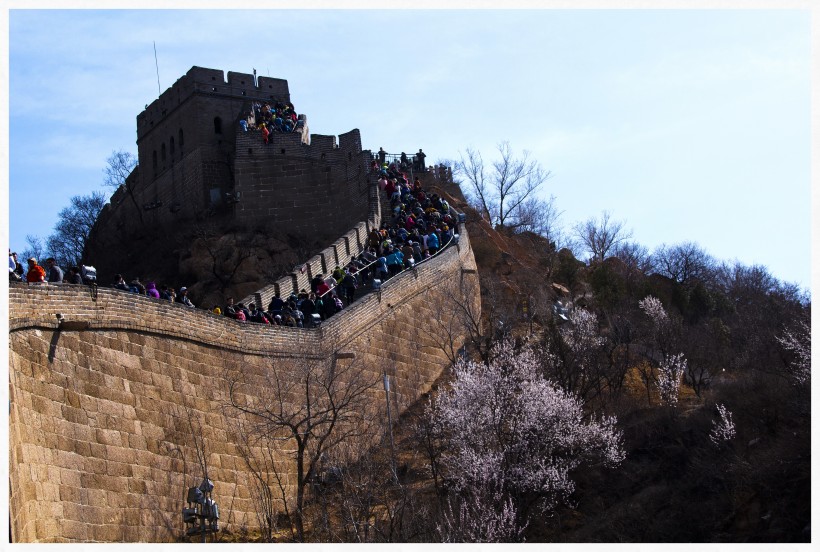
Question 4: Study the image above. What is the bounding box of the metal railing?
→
[318,226,458,302]
[372,151,428,175]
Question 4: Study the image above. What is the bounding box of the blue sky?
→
[4,6,814,291]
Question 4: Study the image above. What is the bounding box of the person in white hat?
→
[176,286,195,308]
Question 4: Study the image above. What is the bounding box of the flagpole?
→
[154,41,161,96]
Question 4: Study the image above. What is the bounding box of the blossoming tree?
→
[431,339,625,541]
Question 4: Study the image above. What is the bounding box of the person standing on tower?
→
[416,148,426,172]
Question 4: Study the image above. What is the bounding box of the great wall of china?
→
[7,67,480,542]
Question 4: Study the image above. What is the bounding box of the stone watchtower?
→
[135,66,293,221]
[88,66,372,268]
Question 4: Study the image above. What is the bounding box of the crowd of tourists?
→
[239,100,303,143]
[9,252,85,285]
[217,283,346,328]
[111,274,199,308]
[213,162,458,327]
[373,147,427,174]
[10,158,459,331]
[9,251,201,311]
[371,162,458,268]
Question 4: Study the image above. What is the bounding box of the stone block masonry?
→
[24,64,478,542]
[92,66,371,247]
[241,163,382,308]
[8,224,479,542]
[232,129,371,237]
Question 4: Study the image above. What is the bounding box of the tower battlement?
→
[137,66,290,141]
[89,66,371,262]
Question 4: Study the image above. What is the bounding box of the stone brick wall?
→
[239,159,381,308]
[231,128,370,236]
[93,66,368,244]
[8,225,479,543]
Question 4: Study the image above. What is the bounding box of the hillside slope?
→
[393,178,810,543]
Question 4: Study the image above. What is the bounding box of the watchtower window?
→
[178,128,184,147]
[161,143,166,163]
[214,117,222,135]
[169,137,175,155]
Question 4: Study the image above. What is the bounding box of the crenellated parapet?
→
[137,67,290,142]
[235,127,365,167]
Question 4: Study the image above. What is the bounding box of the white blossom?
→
[656,353,687,407]
[776,319,811,386]
[561,308,606,352]
[432,338,625,530]
[437,481,524,543]
[639,295,669,327]
[709,403,736,447]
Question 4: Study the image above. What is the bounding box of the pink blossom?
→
[431,338,625,533]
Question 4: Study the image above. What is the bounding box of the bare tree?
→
[613,241,653,274]
[232,417,281,541]
[103,149,143,225]
[513,195,563,239]
[680,317,730,398]
[421,273,498,363]
[455,142,552,231]
[103,150,138,189]
[310,437,434,543]
[573,210,633,263]
[227,348,379,541]
[46,191,108,267]
[412,396,446,495]
[420,275,487,365]
[599,311,638,407]
[20,234,46,265]
[21,193,107,270]
[652,241,716,286]
[711,260,805,378]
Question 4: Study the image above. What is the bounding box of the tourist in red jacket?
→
[25,258,46,283]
